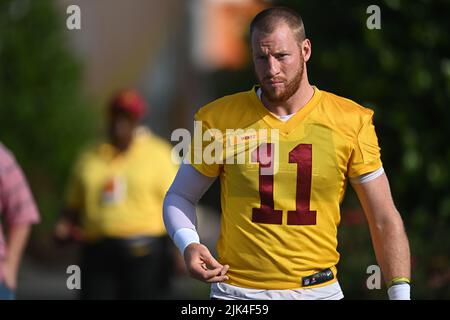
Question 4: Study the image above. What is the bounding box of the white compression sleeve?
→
[163,162,217,253]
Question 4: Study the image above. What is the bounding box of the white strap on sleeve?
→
[350,166,384,184]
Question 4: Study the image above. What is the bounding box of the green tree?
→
[0,0,96,237]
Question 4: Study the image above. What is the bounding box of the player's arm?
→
[350,169,411,300]
[3,224,32,290]
[54,159,84,244]
[163,162,229,283]
[54,208,83,243]
[0,148,40,290]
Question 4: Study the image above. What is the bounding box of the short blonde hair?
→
[250,7,306,45]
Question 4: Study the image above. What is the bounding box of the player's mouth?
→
[266,79,285,88]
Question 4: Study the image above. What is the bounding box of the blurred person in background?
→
[163,7,411,300]
[0,143,40,300]
[54,89,178,299]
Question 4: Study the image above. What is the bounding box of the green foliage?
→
[211,0,450,299]
[0,0,96,231]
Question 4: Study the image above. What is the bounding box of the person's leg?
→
[119,237,170,300]
[0,281,15,300]
[80,241,118,300]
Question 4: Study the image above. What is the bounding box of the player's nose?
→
[266,56,280,76]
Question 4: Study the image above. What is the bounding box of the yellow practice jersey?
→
[190,86,382,290]
[66,127,178,241]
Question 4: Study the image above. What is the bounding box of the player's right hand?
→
[53,218,83,244]
[184,243,229,283]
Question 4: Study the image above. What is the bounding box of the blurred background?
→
[0,0,449,299]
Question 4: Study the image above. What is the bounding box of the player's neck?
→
[108,136,132,154]
[262,80,314,117]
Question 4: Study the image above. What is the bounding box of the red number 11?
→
[251,143,317,226]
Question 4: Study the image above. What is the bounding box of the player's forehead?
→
[251,23,297,54]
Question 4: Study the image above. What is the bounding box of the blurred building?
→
[58,0,267,136]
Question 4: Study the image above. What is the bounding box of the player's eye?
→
[275,54,288,60]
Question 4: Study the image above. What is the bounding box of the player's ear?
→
[302,39,312,62]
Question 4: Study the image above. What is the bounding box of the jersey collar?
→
[249,85,322,136]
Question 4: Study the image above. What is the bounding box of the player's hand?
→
[184,243,229,283]
[53,218,83,244]
[54,218,71,240]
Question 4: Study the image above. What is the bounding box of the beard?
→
[258,56,304,103]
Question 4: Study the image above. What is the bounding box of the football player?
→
[164,7,411,300]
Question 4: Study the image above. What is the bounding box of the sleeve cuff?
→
[348,159,383,178]
[173,228,200,255]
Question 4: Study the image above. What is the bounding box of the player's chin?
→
[264,89,286,102]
